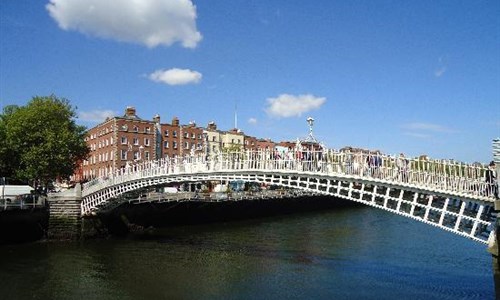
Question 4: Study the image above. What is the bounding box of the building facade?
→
[79,107,207,181]
[80,107,157,180]
[77,107,327,182]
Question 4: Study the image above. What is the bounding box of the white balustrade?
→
[80,149,498,223]
[82,149,497,201]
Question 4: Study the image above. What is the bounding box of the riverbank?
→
[0,207,49,244]
[0,195,359,243]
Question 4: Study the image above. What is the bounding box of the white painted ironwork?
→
[81,149,498,244]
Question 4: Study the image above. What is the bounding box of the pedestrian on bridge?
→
[486,161,498,199]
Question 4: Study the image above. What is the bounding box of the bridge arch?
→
[81,150,497,244]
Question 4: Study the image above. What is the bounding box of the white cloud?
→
[402,122,455,133]
[434,66,446,77]
[149,68,202,85]
[434,56,447,77]
[265,94,326,118]
[46,0,202,48]
[403,132,431,139]
[248,118,257,125]
[79,109,116,122]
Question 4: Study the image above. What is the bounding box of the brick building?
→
[77,106,323,182]
[159,117,205,158]
[78,107,208,181]
[245,136,275,151]
[80,107,156,180]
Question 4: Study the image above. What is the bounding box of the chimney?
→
[172,116,180,126]
[208,121,217,130]
[125,106,136,117]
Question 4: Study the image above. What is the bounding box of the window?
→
[173,141,177,149]
[121,137,127,144]
[133,126,139,132]
[197,143,202,149]
[133,151,139,160]
[231,139,234,144]
[184,142,189,149]
[212,136,216,142]
[164,141,169,148]
[133,137,139,145]
[198,134,202,140]
[121,150,127,160]
[173,131,177,137]
[145,127,150,133]
[144,138,150,146]
[121,124,128,131]
[184,132,189,138]
[145,151,150,160]
[191,133,195,139]
[164,129,169,137]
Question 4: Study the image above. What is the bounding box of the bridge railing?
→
[82,149,497,201]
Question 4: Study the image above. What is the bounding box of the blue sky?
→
[1,0,499,163]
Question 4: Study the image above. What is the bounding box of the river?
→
[0,205,494,299]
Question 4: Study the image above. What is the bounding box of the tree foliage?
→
[0,96,89,185]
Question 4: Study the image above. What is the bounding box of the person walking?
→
[486,161,498,199]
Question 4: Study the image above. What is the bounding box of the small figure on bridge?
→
[397,153,409,182]
[486,161,498,199]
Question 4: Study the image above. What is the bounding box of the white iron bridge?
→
[82,149,498,244]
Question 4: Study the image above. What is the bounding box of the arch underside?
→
[82,170,495,244]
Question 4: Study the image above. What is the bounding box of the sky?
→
[1,0,499,163]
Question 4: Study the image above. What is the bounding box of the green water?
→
[0,206,494,299]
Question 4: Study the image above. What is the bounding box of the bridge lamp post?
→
[307,117,314,140]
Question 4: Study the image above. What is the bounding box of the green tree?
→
[0,105,20,178]
[1,96,89,187]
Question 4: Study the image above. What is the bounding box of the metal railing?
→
[0,194,47,211]
[82,149,497,201]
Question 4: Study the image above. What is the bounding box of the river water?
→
[0,205,494,299]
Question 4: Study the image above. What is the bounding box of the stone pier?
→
[47,184,82,240]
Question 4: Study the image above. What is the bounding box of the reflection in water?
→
[0,207,494,299]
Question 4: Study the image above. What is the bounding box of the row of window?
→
[163,130,203,140]
[120,150,150,160]
[87,126,113,140]
[84,151,114,165]
[120,124,152,133]
[90,137,115,150]
[120,137,151,146]
[163,141,202,150]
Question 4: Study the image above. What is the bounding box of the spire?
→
[234,102,238,129]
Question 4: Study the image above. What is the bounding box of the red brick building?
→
[78,107,207,181]
[80,107,156,180]
[159,117,205,158]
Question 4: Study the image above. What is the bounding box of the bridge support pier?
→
[47,184,82,240]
